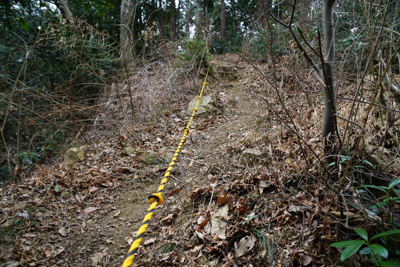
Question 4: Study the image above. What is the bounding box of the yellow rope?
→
[122,66,211,267]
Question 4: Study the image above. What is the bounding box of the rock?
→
[186,95,215,116]
[212,60,242,81]
[142,150,158,165]
[241,148,263,164]
[60,191,69,199]
[183,200,193,212]
[165,152,175,163]
[159,147,175,163]
[285,158,294,166]
[121,146,135,156]
[65,146,85,162]
[188,234,200,246]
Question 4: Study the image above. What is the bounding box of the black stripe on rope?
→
[126,248,138,258]
[148,194,161,203]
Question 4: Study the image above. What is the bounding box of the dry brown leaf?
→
[161,214,174,223]
[125,237,133,244]
[113,210,121,218]
[143,237,156,245]
[237,235,256,257]
[168,188,182,197]
[89,186,98,193]
[83,207,98,213]
[91,252,103,266]
[198,217,210,229]
[300,253,312,266]
[58,227,67,236]
[217,192,228,204]
[190,245,203,253]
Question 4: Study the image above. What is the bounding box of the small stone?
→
[241,148,263,164]
[142,150,158,165]
[163,152,174,163]
[183,200,193,212]
[186,95,215,116]
[121,146,135,156]
[65,146,85,162]
[188,234,200,246]
[60,191,69,199]
[285,158,294,166]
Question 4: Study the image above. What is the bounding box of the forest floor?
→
[1,53,395,267]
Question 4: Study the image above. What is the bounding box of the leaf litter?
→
[1,54,399,266]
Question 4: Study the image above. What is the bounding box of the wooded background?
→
[1,0,399,180]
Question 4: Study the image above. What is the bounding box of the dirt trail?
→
[75,56,268,266]
[0,55,279,267]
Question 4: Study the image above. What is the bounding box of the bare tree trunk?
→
[120,0,136,67]
[195,0,203,36]
[159,0,164,38]
[231,0,237,32]
[59,0,75,24]
[170,0,177,41]
[322,0,337,152]
[185,4,190,37]
[205,6,209,32]
[258,0,266,27]
[220,0,226,38]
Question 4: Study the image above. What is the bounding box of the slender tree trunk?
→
[205,6,209,32]
[170,0,177,41]
[158,0,164,38]
[258,0,265,27]
[231,0,237,32]
[178,0,182,38]
[120,0,136,67]
[220,0,226,38]
[185,1,190,37]
[322,0,337,152]
[59,0,75,24]
[195,0,203,36]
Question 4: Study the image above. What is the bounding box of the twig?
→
[335,115,367,134]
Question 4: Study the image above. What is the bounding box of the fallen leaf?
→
[217,192,229,204]
[190,245,203,253]
[23,233,36,238]
[300,253,312,266]
[168,188,182,197]
[211,205,229,235]
[89,186,98,193]
[45,250,52,258]
[161,214,174,223]
[83,207,98,213]
[79,207,99,219]
[125,237,133,244]
[143,237,156,245]
[113,210,121,218]
[91,252,103,266]
[13,202,26,210]
[58,227,67,236]
[198,217,210,229]
[237,235,256,257]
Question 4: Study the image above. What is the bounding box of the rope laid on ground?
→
[121,65,211,267]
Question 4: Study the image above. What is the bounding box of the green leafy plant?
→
[163,243,176,253]
[357,178,400,223]
[331,228,400,266]
[242,214,258,225]
[254,229,274,262]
